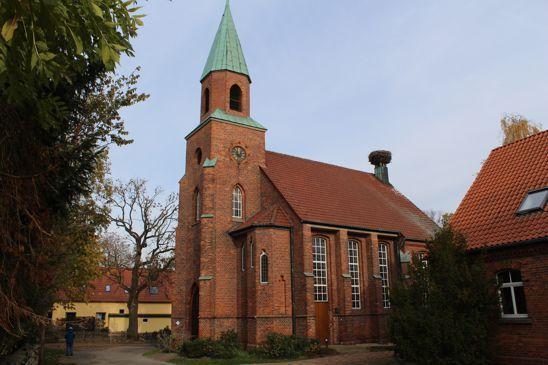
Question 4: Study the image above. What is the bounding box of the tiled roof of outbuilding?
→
[261,151,437,241]
[451,130,548,250]
[231,204,292,234]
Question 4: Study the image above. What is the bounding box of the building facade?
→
[172,2,437,345]
[452,131,548,365]
[52,269,172,333]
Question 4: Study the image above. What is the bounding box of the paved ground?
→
[51,343,397,365]
[56,344,168,365]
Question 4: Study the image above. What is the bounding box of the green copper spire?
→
[201,0,250,82]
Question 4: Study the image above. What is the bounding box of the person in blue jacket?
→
[65,327,75,356]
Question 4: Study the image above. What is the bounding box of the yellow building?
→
[52,270,172,333]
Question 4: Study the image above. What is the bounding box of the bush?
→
[180,330,239,359]
[252,333,318,359]
[157,332,183,353]
[389,226,499,365]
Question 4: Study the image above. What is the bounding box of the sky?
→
[112,0,548,214]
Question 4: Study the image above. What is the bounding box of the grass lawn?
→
[165,350,302,365]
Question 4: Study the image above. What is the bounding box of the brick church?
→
[172,1,437,345]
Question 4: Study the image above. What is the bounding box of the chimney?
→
[368,150,392,185]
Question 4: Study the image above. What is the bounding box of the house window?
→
[96,312,106,321]
[149,286,159,295]
[203,88,210,114]
[241,244,246,272]
[517,188,547,214]
[119,309,125,314]
[66,312,76,320]
[230,84,242,111]
[347,240,361,309]
[195,189,201,222]
[143,318,149,323]
[249,239,254,268]
[260,252,269,284]
[105,285,111,292]
[378,243,390,308]
[232,186,243,219]
[313,236,328,302]
[497,270,528,318]
[418,251,428,267]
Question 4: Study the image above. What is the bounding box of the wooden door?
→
[315,302,329,344]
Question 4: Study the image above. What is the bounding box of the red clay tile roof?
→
[451,131,548,250]
[59,269,173,303]
[262,151,437,241]
[231,204,291,234]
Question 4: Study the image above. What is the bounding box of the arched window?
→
[497,269,528,318]
[347,240,361,309]
[232,186,243,219]
[312,236,328,302]
[241,243,246,272]
[194,189,201,222]
[229,84,242,111]
[203,88,210,114]
[195,148,203,165]
[260,251,268,283]
[249,239,254,268]
[378,243,390,308]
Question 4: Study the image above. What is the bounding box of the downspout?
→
[395,233,406,279]
[289,227,297,336]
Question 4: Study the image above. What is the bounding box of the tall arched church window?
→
[229,84,242,111]
[347,240,361,309]
[260,252,269,283]
[312,236,328,302]
[249,239,254,268]
[195,148,202,165]
[378,243,390,308]
[232,186,243,219]
[194,189,201,222]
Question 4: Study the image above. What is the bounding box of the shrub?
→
[389,226,499,365]
[252,333,317,359]
[157,333,183,353]
[180,330,239,359]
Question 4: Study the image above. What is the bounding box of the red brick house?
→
[451,131,548,365]
[172,2,437,345]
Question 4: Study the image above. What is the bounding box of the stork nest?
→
[368,150,392,166]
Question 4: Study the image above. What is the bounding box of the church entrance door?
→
[190,284,199,338]
[315,302,329,344]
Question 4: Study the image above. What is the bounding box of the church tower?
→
[172,0,269,340]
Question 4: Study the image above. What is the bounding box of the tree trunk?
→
[127,295,139,340]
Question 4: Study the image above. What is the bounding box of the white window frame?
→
[249,239,254,268]
[260,252,269,284]
[232,186,243,219]
[105,285,111,292]
[313,236,328,302]
[498,270,528,319]
[347,240,361,309]
[378,243,390,309]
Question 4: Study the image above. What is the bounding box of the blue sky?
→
[112,0,548,214]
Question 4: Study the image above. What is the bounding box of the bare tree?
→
[501,114,542,145]
[424,210,453,228]
[101,179,177,339]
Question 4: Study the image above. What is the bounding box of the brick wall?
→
[478,242,548,365]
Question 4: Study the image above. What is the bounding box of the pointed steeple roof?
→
[201,1,250,82]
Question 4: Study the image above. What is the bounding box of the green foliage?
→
[0,0,147,356]
[389,226,499,365]
[180,331,240,359]
[251,333,320,359]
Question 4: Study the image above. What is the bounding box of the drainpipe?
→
[394,233,406,279]
[289,227,297,336]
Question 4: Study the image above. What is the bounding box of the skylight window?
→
[517,188,548,214]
